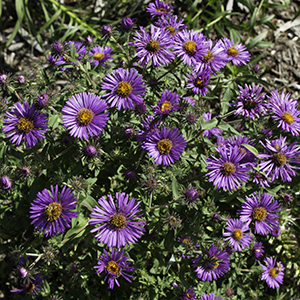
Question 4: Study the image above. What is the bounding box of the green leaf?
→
[201,118,218,130]
[249,7,258,29]
[81,195,98,211]
[172,176,179,200]
[241,143,258,157]
[246,30,268,49]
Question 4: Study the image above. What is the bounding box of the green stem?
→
[157,61,182,82]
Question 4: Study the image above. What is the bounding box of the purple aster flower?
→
[52,42,64,54]
[202,112,223,138]
[143,127,186,166]
[187,64,211,96]
[62,92,109,139]
[89,192,146,248]
[11,273,43,296]
[181,287,197,300]
[146,0,173,17]
[94,248,134,289]
[266,89,300,136]
[89,46,113,67]
[36,93,49,108]
[174,30,209,65]
[252,169,272,188]
[185,188,199,203]
[101,24,112,37]
[155,15,187,38]
[0,175,12,190]
[206,146,251,191]
[197,39,228,73]
[121,17,135,32]
[131,25,175,68]
[223,218,252,251]
[253,64,261,73]
[258,135,300,182]
[84,145,98,157]
[153,89,182,115]
[102,68,146,110]
[17,75,25,84]
[2,102,48,148]
[238,192,280,235]
[261,256,284,289]
[200,293,224,300]
[30,185,78,237]
[222,38,250,66]
[271,226,281,237]
[193,244,230,282]
[0,72,8,84]
[233,83,266,120]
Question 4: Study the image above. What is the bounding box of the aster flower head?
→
[222,38,250,66]
[121,17,135,32]
[89,192,146,248]
[202,112,223,138]
[89,45,113,67]
[102,68,146,110]
[258,135,300,182]
[62,92,109,139]
[233,83,266,120]
[174,30,209,66]
[30,185,78,237]
[193,243,230,282]
[153,89,182,115]
[266,89,300,136]
[0,175,12,190]
[36,93,49,108]
[200,293,224,300]
[101,24,112,37]
[155,15,187,38]
[17,75,25,84]
[206,145,251,191]
[197,38,228,73]
[238,192,280,235]
[146,0,173,17]
[187,64,211,96]
[223,218,252,251]
[94,248,134,289]
[131,25,175,68]
[11,273,43,296]
[2,102,48,148]
[181,287,197,300]
[143,127,186,166]
[261,256,284,289]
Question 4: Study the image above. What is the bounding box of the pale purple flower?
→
[155,15,187,38]
[222,38,250,66]
[261,257,284,289]
[146,0,173,17]
[89,46,113,67]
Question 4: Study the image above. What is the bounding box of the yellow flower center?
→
[105,261,121,275]
[94,52,105,61]
[116,81,133,97]
[227,46,239,57]
[239,147,247,158]
[76,108,94,126]
[160,101,172,112]
[44,202,62,221]
[252,207,267,221]
[156,8,168,14]
[243,99,256,110]
[183,40,196,56]
[186,293,191,298]
[273,152,287,166]
[221,162,236,175]
[166,25,176,35]
[232,229,243,241]
[157,139,173,154]
[145,40,161,53]
[281,112,294,125]
[203,50,214,62]
[182,238,191,244]
[109,213,127,230]
[193,77,203,88]
[25,283,36,292]
[17,118,34,133]
[269,267,279,278]
[210,256,219,269]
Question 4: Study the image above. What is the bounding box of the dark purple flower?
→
[202,112,223,138]
[0,175,12,190]
[222,38,250,66]
[62,92,109,139]
[187,65,211,96]
[261,256,284,289]
[136,102,147,114]
[131,25,175,68]
[193,244,230,282]
[101,24,112,37]
[266,89,300,136]
[143,127,186,166]
[238,192,281,235]
[89,192,146,248]
[225,288,233,297]
[181,287,197,300]
[233,83,266,120]
[200,293,224,300]
[52,42,64,53]
[0,72,8,84]
[102,68,146,110]
[84,145,98,157]
[124,125,134,137]
[11,273,43,296]
[206,146,251,191]
[146,0,173,17]
[258,135,300,182]
[174,30,209,65]
[94,248,134,289]
[90,46,113,67]
[155,15,187,38]
[153,90,181,115]
[223,218,252,251]
[253,64,261,73]
[2,102,48,148]
[271,226,281,237]
[85,35,92,45]
[36,93,49,108]
[30,185,78,237]
[17,75,25,84]
[124,170,136,181]
[20,166,31,177]
[185,188,198,202]
[121,17,134,31]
